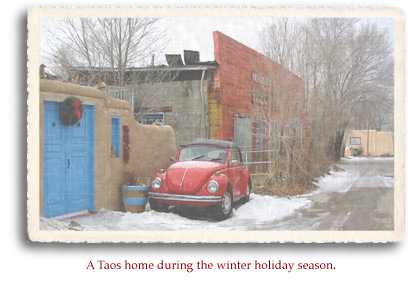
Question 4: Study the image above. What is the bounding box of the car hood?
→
[166,161,225,195]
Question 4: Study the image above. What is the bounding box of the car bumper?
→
[148,192,222,203]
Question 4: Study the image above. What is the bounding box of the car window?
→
[178,146,227,163]
[229,148,242,164]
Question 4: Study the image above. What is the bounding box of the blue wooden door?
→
[43,101,94,218]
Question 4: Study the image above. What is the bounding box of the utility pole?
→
[366,97,370,158]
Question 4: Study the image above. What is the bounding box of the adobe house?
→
[344,130,394,157]
[68,31,305,173]
[40,79,177,218]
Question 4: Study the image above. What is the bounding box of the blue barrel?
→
[122,186,149,213]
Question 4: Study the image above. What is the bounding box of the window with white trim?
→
[350,137,361,145]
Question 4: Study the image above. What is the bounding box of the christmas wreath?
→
[60,96,84,126]
[123,125,131,163]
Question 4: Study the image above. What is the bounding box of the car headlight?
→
[207,180,219,194]
[152,178,162,190]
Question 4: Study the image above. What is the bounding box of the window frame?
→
[139,112,165,125]
[350,137,362,145]
[229,148,243,164]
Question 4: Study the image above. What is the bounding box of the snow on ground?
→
[313,156,394,193]
[341,157,394,189]
[39,157,392,231]
[341,156,394,162]
[40,195,312,231]
[313,166,359,194]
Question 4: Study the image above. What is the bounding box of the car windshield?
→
[178,145,228,163]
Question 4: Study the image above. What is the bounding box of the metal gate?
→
[107,86,135,113]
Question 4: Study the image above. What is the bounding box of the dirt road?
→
[267,158,394,231]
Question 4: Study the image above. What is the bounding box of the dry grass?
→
[251,160,341,197]
[252,172,316,196]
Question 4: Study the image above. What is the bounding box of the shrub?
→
[123,171,145,186]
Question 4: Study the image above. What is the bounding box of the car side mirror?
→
[230,160,238,166]
[170,157,176,163]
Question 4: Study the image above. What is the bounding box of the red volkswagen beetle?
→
[148,140,252,220]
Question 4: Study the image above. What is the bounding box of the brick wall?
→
[210,31,306,152]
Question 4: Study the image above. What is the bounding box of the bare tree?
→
[41,17,169,86]
[256,18,307,178]
[304,18,393,161]
[41,17,180,123]
[254,18,394,193]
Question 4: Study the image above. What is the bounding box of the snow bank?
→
[313,157,393,193]
[40,195,311,231]
[39,217,71,231]
[314,168,359,194]
[229,194,311,230]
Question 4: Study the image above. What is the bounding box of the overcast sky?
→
[158,17,394,63]
[40,16,395,67]
[160,17,268,62]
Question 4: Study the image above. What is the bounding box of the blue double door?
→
[43,101,95,218]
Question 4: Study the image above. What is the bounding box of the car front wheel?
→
[215,188,233,220]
